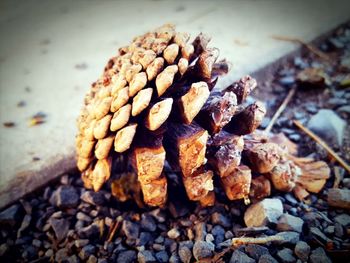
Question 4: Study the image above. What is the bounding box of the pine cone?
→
[76,24,266,207]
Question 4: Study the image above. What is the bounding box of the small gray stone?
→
[285,193,298,205]
[178,245,192,263]
[288,134,301,142]
[169,253,180,263]
[136,232,152,246]
[307,109,345,147]
[276,231,300,245]
[328,189,350,209]
[279,76,296,86]
[78,222,100,239]
[328,97,348,107]
[81,191,106,206]
[225,230,234,239]
[0,243,9,257]
[277,213,304,233]
[79,244,96,260]
[155,235,164,244]
[205,233,215,243]
[87,255,97,263]
[305,104,318,114]
[211,225,225,245]
[45,249,53,258]
[277,248,296,263]
[193,241,214,261]
[32,239,41,248]
[149,208,166,223]
[294,241,310,261]
[117,250,137,263]
[77,212,92,222]
[244,198,283,227]
[17,214,31,237]
[167,228,180,239]
[337,105,350,114]
[324,225,335,235]
[329,37,345,49]
[122,220,140,240]
[258,254,278,263]
[179,240,194,250]
[334,214,350,227]
[55,248,69,262]
[156,251,169,263]
[49,218,70,242]
[211,212,231,228]
[245,244,269,260]
[49,186,79,208]
[216,239,231,249]
[138,250,156,263]
[310,227,332,244]
[309,247,331,263]
[67,255,80,263]
[75,239,89,248]
[0,204,24,226]
[334,222,344,238]
[141,214,157,232]
[230,250,255,263]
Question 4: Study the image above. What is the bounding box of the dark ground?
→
[0,23,349,263]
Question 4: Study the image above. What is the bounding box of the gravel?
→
[327,188,350,209]
[309,247,332,263]
[277,213,304,233]
[49,218,70,242]
[49,186,79,208]
[294,241,310,261]
[211,212,231,228]
[245,244,269,260]
[79,244,96,260]
[276,248,296,263]
[141,214,157,232]
[78,222,100,239]
[192,241,214,261]
[244,198,283,227]
[122,220,140,240]
[258,254,278,263]
[167,228,180,239]
[155,251,169,262]
[307,109,345,147]
[0,204,24,227]
[178,245,192,263]
[138,250,156,263]
[275,231,300,245]
[334,213,350,227]
[230,250,255,263]
[80,191,106,206]
[116,250,137,263]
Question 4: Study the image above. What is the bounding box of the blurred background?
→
[0,0,349,208]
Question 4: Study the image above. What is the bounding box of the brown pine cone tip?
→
[76,24,330,207]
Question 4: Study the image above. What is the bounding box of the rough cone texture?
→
[76,24,330,207]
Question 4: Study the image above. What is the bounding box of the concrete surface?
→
[0,0,349,208]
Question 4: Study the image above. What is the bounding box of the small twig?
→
[293,120,350,174]
[264,86,297,133]
[271,35,330,61]
[107,217,122,243]
[231,235,284,247]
